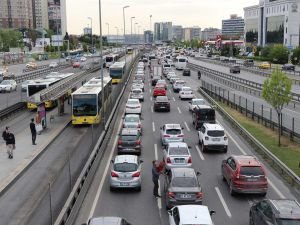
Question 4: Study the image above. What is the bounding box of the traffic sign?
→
[287,45,293,50]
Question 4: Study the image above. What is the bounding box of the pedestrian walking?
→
[152,160,162,198]
[198,71,201,80]
[5,129,15,159]
[30,118,37,145]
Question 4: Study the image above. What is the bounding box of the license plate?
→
[212,138,220,141]
[120,182,129,186]
[175,159,184,163]
[247,178,258,182]
[180,194,191,199]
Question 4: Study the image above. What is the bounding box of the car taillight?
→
[188,157,192,163]
[177,134,184,137]
[132,171,141,177]
[111,172,119,177]
[205,136,209,140]
[137,123,141,128]
[166,157,171,164]
[168,192,175,198]
[224,137,227,141]
[196,192,203,198]
[164,134,170,137]
[118,140,122,145]
[136,140,141,145]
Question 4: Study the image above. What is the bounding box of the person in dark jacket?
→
[152,160,161,198]
[198,71,201,80]
[5,129,15,159]
[2,126,9,142]
[30,118,37,145]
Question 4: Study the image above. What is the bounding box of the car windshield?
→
[175,81,185,85]
[178,58,186,62]
[172,177,197,187]
[156,96,168,101]
[182,87,191,91]
[121,135,138,141]
[169,147,189,155]
[207,130,225,137]
[276,219,300,225]
[125,116,139,123]
[240,166,264,176]
[193,100,206,105]
[1,81,10,85]
[166,129,181,135]
[127,100,139,105]
[132,90,142,94]
[114,163,138,172]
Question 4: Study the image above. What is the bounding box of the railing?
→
[198,84,300,193]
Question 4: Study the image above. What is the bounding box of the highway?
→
[74,63,298,225]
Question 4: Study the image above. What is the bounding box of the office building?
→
[144,30,154,44]
[201,28,222,40]
[244,0,300,47]
[33,0,49,30]
[154,22,172,42]
[48,0,67,35]
[183,27,201,41]
[222,14,245,39]
[172,25,184,40]
[0,0,33,29]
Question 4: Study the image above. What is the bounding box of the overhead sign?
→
[51,35,63,47]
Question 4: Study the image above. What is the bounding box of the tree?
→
[292,46,300,65]
[0,29,23,51]
[269,45,288,64]
[262,68,292,146]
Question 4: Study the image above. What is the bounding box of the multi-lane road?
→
[74,62,298,225]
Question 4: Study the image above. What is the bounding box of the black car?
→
[282,64,295,71]
[182,68,191,76]
[249,199,300,225]
[153,96,170,112]
[117,128,142,155]
[243,59,254,67]
[229,65,240,73]
[151,75,161,86]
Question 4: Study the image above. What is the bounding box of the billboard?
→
[51,35,63,47]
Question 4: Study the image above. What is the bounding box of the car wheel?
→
[222,174,226,181]
[136,186,141,192]
[110,186,115,192]
[229,182,235,196]
[202,143,206,153]
[224,146,228,153]
[249,213,254,225]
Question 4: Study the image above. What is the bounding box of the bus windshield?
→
[110,69,123,79]
[73,94,97,116]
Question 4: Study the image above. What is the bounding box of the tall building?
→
[201,28,222,40]
[222,14,245,39]
[0,0,33,29]
[154,22,172,42]
[244,0,300,47]
[183,27,201,41]
[33,0,49,30]
[172,25,183,41]
[48,0,67,35]
[144,30,154,44]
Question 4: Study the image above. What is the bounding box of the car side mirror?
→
[140,117,144,120]
[209,210,216,216]
[140,159,144,163]
[111,159,114,163]
[188,145,191,149]
[181,127,184,130]
[196,171,201,176]
[167,210,173,216]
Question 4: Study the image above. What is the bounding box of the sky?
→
[66,0,258,35]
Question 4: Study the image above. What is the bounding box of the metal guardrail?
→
[195,57,300,85]
[198,86,300,192]
[0,102,26,120]
[54,53,140,225]
[22,64,49,73]
[188,62,300,103]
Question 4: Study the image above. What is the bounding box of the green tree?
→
[0,29,23,51]
[291,46,300,65]
[261,45,272,59]
[262,68,292,146]
[269,45,288,64]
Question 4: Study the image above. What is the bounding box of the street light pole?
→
[115,27,119,46]
[88,17,93,53]
[134,22,138,44]
[123,5,129,70]
[106,23,109,46]
[131,17,135,45]
[98,0,105,125]
[150,15,152,31]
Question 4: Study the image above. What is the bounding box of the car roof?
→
[195,105,212,109]
[114,155,138,164]
[89,217,122,225]
[121,128,139,135]
[171,167,195,177]
[127,98,139,103]
[165,124,181,129]
[177,205,213,225]
[203,123,224,130]
[125,114,139,118]
[168,142,188,148]
[232,155,262,166]
[269,199,300,218]
[131,88,142,91]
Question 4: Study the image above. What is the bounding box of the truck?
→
[192,105,216,130]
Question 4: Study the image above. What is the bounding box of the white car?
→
[167,59,174,66]
[198,123,228,153]
[179,86,194,100]
[163,142,192,170]
[21,80,34,92]
[167,71,176,80]
[188,98,207,111]
[173,80,185,92]
[0,80,17,92]
[130,88,144,102]
[168,205,215,225]
[80,57,87,62]
[49,62,58,68]
[160,124,184,146]
[125,99,142,114]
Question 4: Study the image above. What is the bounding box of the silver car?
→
[160,124,184,146]
[110,155,143,191]
[163,142,192,170]
[130,88,144,101]
[123,114,142,134]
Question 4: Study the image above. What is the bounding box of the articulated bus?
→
[109,61,126,84]
[105,54,120,68]
[71,77,112,125]
[27,72,74,109]
[126,47,133,54]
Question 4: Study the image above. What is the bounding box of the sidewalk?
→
[0,103,71,194]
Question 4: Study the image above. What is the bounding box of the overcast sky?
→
[66,0,258,35]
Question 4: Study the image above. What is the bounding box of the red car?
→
[153,84,166,97]
[72,62,81,68]
[221,155,268,196]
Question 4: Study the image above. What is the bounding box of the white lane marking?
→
[195,145,205,161]
[215,187,232,218]
[149,88,152,93]
[169,89,172,94]
[154,144,158,160]
[268,178,286,199]
[177,107,182,114]
[184,121,190,132]
[150,96,153,101]
[88,117,123,219]
[216,119,247,155]
[172,97,176,102]
[152,121,155,132]
[151,107,154,113]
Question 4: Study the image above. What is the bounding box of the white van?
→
[162,63,171,75]
[175,57,187,70]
